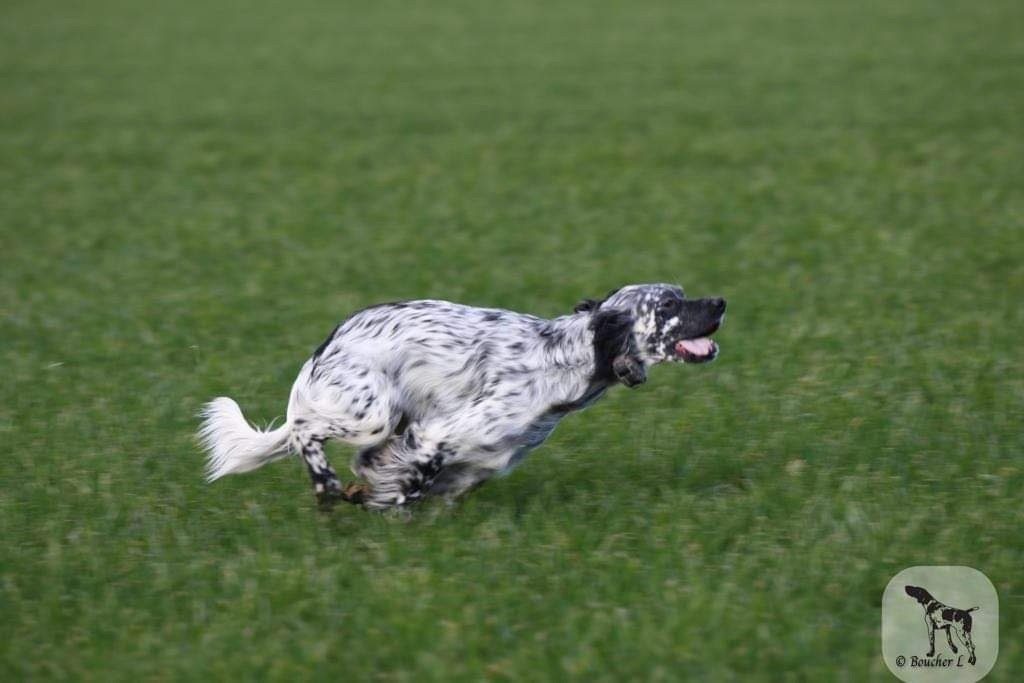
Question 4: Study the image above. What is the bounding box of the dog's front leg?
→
[429,462,490,505]
[925,617,936,657]
[355,429,452,510]
[944,626,958,654]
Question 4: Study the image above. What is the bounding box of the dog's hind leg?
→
[353,428,455,510]
[288,366,402,506]
[291,431,345,506]
[964,634,976,665]
[955,623,976,665]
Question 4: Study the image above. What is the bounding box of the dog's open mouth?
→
[673,321,721,363]
[674,337,718,363]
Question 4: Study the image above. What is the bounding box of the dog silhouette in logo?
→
[905,585,979,665]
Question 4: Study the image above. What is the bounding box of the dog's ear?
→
[590,308,644,385]
[905,586,931,605]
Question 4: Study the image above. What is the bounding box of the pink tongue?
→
[676,338,713,356]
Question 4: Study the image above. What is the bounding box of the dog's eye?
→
[658,299,677,313]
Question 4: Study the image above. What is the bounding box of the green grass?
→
[2,0,1023,679]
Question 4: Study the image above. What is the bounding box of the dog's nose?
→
[710,298,727,314]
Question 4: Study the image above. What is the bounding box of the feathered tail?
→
[198,397,292,481]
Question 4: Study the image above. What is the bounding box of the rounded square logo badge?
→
[882,566,998,682]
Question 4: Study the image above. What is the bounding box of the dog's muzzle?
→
[673,298,726,363]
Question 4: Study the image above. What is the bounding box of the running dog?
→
[198,283,726,510]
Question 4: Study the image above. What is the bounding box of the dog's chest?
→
[520,412,563,448]
[497,383,608,471]
[926,607,947,626]
[499,413,563,471]
[549,382,608,414]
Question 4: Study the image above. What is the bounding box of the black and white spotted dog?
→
[905,585,979,664]
[198,283,726,510]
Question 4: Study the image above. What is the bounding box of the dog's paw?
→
[612,354,647,388]
[341,482,367,505]
[314,479,348,509]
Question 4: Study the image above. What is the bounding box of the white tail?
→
[198,397,292,481]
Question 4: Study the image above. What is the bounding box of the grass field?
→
[2,0,1023,679]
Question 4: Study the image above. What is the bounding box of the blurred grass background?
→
[2,0,1022,679]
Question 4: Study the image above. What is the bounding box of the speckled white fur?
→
[198,284,725,509]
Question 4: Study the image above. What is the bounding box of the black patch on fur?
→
[414,453,444,478]
[358,446,383,467]
[311,324,341,360]
[589,308,637,382]
[573,287,622,313]
[539,325,565,349]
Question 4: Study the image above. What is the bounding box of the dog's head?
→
[581,283,726,365]
[905,585,934,606]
